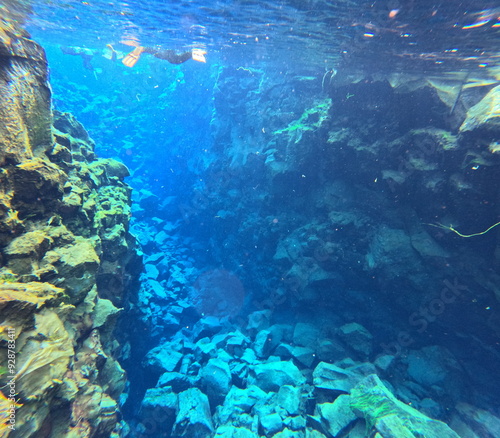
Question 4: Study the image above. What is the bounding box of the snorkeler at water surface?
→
[121,40,206,67]
[60,41,205,70]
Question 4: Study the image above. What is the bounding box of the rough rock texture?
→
[460,85,500,133]
[172,387,214,437]
[0,11,141,438]
[15,12,500,437]
[116,64,500,438]
[316,394,357,436]
[0,15,52,166]
[350,374,460,438]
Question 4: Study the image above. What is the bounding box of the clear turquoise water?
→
[8,0,500,436]
[25,0,500,72]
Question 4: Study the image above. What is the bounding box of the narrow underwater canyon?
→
[1,2,500,437]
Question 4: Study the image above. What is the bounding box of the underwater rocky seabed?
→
[2,15,500,438]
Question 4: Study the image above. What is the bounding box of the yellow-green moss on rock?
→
[0,281,66,334]
[350,374,460,438]
[460,85,500,133]
[0,31,53,166]
[0,11,141,437]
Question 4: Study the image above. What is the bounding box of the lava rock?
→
[338,322,373,358]
[139,386,177,436]
[276,385,303,416]
[313,362,357,394]
[350,374,460,438]
[214,425,259,438]
[144,343,183,374]
[293,323,320,348]
[317,394,357,437]
[172,387,214,437]
[199,358,232,406]
[251,361,306,392]
[260,412,283,436]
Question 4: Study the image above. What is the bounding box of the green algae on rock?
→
[460,84,500,133]
[350,374,460,438]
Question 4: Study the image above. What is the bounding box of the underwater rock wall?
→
[207,65,500,338]
[0,15,52,167]
[211,66,331,171]
[122,64,500,437]
[0,14,141,438]
[118,62,500,438]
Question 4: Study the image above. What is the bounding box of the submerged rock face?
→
[0,10,141,438]
[460,85,500,133]
[350,374,461,437]
[0,18,53,166]
[122,65,500,438]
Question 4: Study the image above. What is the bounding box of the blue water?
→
[25,0,500,70]
[14,0,500,436]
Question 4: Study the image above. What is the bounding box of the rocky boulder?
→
[172,387,214,437]
[250,361,306,392]
[350,374,460,438]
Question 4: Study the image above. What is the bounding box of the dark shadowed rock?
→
[139,386,177,436]
[338,322,373,358]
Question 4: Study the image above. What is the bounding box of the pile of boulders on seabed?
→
[130,302,497,438]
